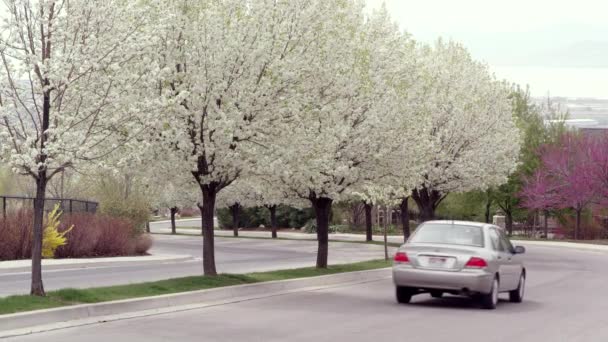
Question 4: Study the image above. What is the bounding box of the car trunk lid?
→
[403,244,481,271]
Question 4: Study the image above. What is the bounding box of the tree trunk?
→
[199,185,217,276]
[229,203,240,237]
[364,202,372,242]
[411,186,442,222]
[505,211,513,236]
[268,205,278,239]
[575,209,581,240]
[170,207,178,234]
[543,210,549,239]
[31,176,47,296]
[399,197,410,242]
[30,78,52,296]
[145,221,150,233]
[485,199,492,223]
[311,196,332,269]
[532,210,538,238]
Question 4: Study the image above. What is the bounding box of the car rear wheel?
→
[480,278,499,310]
[509,273,525,303]
[396,286,413,304]
[430,291,443,299]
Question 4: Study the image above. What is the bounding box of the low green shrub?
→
[218,205,314,229]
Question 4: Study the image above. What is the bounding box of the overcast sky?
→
[367,0,608,98]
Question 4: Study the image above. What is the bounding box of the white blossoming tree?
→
[156,178,200,235]
[354,186,403,259]
[153,0,355,275]
[250,179,306,239]
[274,5,413,268]
[217,176,303,238]
[348,41,432,242]
[409,40,521,221]
[0,0,153,295]
[215,180,251,237]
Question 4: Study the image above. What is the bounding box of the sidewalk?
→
[0,254,193,273]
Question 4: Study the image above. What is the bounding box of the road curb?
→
[150,218,201,224]
[0,255,193,273]
[0,268,391,337]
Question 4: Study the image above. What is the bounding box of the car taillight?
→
[465,257,487,268]
[394,252,409,263]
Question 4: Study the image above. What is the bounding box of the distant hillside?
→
[521,41,608,68]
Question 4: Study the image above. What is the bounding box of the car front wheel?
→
[396,286,413,304]
[509,273,525,303]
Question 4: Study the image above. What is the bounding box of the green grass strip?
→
[0,259,390,316]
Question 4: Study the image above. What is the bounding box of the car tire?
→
[396,286,413,304]
[509,273,525,303]
[430,291,443,299]
[480,277,499,310]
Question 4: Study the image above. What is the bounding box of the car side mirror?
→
[514,246,526,254]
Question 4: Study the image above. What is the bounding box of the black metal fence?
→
[0,195,98,217]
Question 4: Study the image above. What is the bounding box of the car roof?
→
[422,220,491,229]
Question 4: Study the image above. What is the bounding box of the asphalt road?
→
[6,245,608,342]
[150,218,204,231]
[0,235,390,297]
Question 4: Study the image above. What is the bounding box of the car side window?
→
[498,229,516,254]
[488,229,504,252]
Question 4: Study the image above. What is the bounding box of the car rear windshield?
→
[409,223,484,247]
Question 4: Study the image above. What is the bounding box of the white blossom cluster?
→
[0,0,158,181]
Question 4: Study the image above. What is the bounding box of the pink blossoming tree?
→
[520,133,600,239]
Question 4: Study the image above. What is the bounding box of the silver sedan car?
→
[392,220,526,309]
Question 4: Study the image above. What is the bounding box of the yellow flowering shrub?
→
[42,204,73,258]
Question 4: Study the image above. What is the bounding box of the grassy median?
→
[0,259,390,316]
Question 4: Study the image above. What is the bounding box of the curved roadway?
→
[6,244,608,341]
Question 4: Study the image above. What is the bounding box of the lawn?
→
[0,259,391,316]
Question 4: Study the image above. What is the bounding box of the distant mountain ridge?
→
[506,41,608,68]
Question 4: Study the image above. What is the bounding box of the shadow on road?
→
[408,294,543,312]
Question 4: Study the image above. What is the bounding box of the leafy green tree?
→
[436,191,488,222]
[490,86,567,235]
[89,173,151,232]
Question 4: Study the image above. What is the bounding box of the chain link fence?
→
[0,195,98,217]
